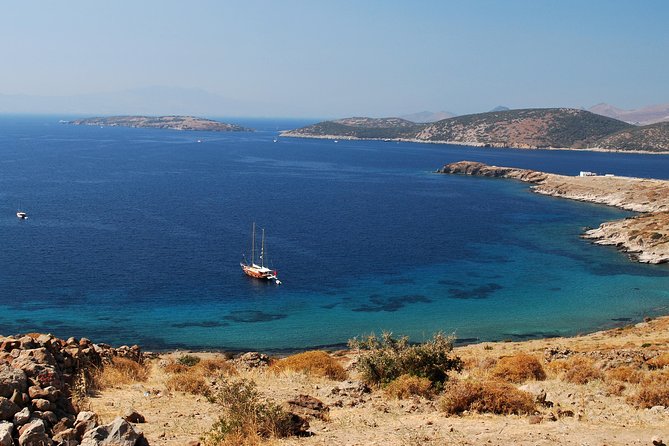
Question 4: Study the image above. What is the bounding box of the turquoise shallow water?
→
[0,116,668,350]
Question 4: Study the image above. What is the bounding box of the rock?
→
[51,417,73,435]
[13,407,30,425]
[80,417,141,446]
[52,427,77,445]
[234,352,270,369]
[652,436,666,446]
[557,408,575,418]
[28,385,59,402]
[281,413,310,437]
[284,395,329,420]
[31,399,52,412]
[74,411,98,440]
[0,397,20,421]
[528,415,543,424]
[123,409,145,424]
[18,419,51,446]
[0,365,28,398]
[38,411,58,426]
[0,421,13,446]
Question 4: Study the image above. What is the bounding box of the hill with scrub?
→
[282,108,669,152]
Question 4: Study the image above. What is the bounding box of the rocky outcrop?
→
[438,161,669,264]
[0,333,148,445]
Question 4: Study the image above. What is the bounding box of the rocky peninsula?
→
[438,161,669,264]
[68,116,252,132]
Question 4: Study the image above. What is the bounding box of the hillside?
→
[283,108,652,151]
[593,122,669,152]
[399,110,457,123]
[283,117,422,139]
[68,115,252,132]
[416,108,631,148]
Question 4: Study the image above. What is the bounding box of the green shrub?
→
[204,379,297,445]
[348,331,462,388]
[177,354,201,367]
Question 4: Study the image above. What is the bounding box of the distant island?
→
[68,115,252,132]
[282,108,669,153]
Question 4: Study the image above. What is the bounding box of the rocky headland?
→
[68,116,252,132]
[438,161,669,264]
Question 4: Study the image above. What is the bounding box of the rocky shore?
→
[438,161,669,264]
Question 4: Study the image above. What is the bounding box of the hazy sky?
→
[1,0,667,117]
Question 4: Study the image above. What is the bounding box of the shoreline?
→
[279,132,669,155]
[438,161,669,265]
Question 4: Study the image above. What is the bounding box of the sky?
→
[1,0,667,118]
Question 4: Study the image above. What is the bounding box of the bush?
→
[384,374,432,399]
[548,356,602,384]
[197,358,238,377]
[628,370,669,408]
[270,351,347,380]
[348,332,462,388]
[177,354,201,367]
[203,379,297,445]
[97,357,149,388]
[491,353,546,383]
[439,379,535,415]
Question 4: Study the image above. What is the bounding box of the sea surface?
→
[1,115,669,351]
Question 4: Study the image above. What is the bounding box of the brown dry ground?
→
[86,317,669,446]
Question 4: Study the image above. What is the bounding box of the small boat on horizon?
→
[16,211,27,220]
[240,222,281,285]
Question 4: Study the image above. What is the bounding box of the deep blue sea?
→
[1,115,669,351]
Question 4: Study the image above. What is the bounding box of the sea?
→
[1,115,669,352]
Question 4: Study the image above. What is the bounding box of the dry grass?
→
[605,365,643,383]
[196,358,238,377]
[490,353,546,383]
[547,356,603,384]
[270,350,347,380]
[165,371,210,396]
[647,352,669,370]
[96,357,149,389]
[628,370,669,408]
[384,374,433,399]
[439,379,536,415]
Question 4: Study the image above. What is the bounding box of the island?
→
[67,115,252,132]
[438,161,669,264]
[282,108,669,153]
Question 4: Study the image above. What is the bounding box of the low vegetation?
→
[547,356,603,384]
[439,379,536,415]
[270,350,347,380]
[384,374,433,399]
[96,357,149,389]
[490,353,546,383]
[203,378,298,446]
[164,355,237,396]
[628,370,669,408]
[348,332,463,388]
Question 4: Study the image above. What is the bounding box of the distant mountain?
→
[489,106,510,112]
[399,111,457,123]
[68,115,252,132]
[280,108,669,152]
[0,86,256,117]
[589,103,669,125]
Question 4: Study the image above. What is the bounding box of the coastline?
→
[279,132,669,155]
[438,161,669,264]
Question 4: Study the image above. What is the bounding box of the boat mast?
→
[260,228,265,268]
[251,222,256,265]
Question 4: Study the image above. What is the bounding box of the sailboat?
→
[240,222,281,285]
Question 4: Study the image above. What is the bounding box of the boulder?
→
[13,407,30,425]
[18,419,51,446]
[74,412,98,440]
[52,427,77,445]
[28,385,59,402]
[122,409,145,424]
[0,421,13,446]
[284,395,329,420]
[80,417,141,446]
[0,364,28,398]
[234,352,270,369]
[31,399,52,412]
[0,397,20,421]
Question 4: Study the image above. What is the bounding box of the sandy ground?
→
[86,317,669,446]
